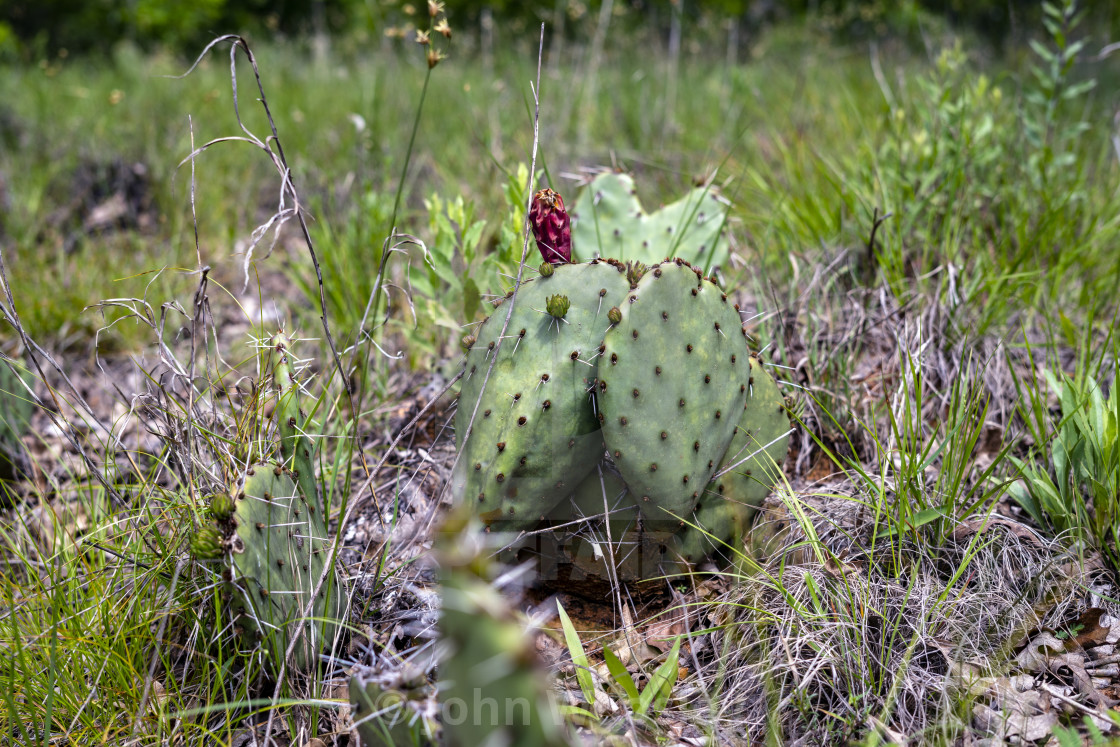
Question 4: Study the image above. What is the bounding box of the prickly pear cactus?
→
[454,179,788,582]
[451,260,630,531]
[190,334,344,673]
[272,333,321,513]
[438,509,571,747]
[570,172,730,269]
[350,663,439,747]
[597,260,749,524]
[224,463,344,671]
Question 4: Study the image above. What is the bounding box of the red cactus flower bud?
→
[529,188,571,265]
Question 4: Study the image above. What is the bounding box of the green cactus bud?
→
[539,261,554,277]
[545,293,570,319]
[625,260,647,288]
[190,525,223,560]
[608,306,622,325]
[209,492,235,521]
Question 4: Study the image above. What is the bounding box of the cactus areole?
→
[529,188,572,265]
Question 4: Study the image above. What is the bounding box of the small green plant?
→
[1008,367,1120,570]
[555,601,681,726]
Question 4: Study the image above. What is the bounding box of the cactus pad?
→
[272,334,322,516]
[598,260,749,524]
[570,172,730,269]
[350,665,439,746]
[226,463,345,671]
[673,357,790,567]
[452,261,630,531]
[438,510,569,747]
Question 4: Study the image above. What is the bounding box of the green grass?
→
[2,3,1120,744]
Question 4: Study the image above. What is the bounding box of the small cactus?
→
[224,463,345,671]
[191,334,345,674]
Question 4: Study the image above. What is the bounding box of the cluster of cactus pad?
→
[190,334,344,672]
[453,253,790,579]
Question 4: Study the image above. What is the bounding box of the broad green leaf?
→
[638,637,680,716]
[557,603,596,707]
[602,644,639,709]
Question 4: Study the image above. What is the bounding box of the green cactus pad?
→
[672,357,790,568]
[0,360,34,483]
[350,667,438,746]
[598,260,749,525]
[452,261,630,532]
[271,334,322,516]
[227,463,345,671]
[570,172,730,269]
[439,513,569,747]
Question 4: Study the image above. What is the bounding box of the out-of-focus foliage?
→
[7,0,1120,58]
[0,0,333,57]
